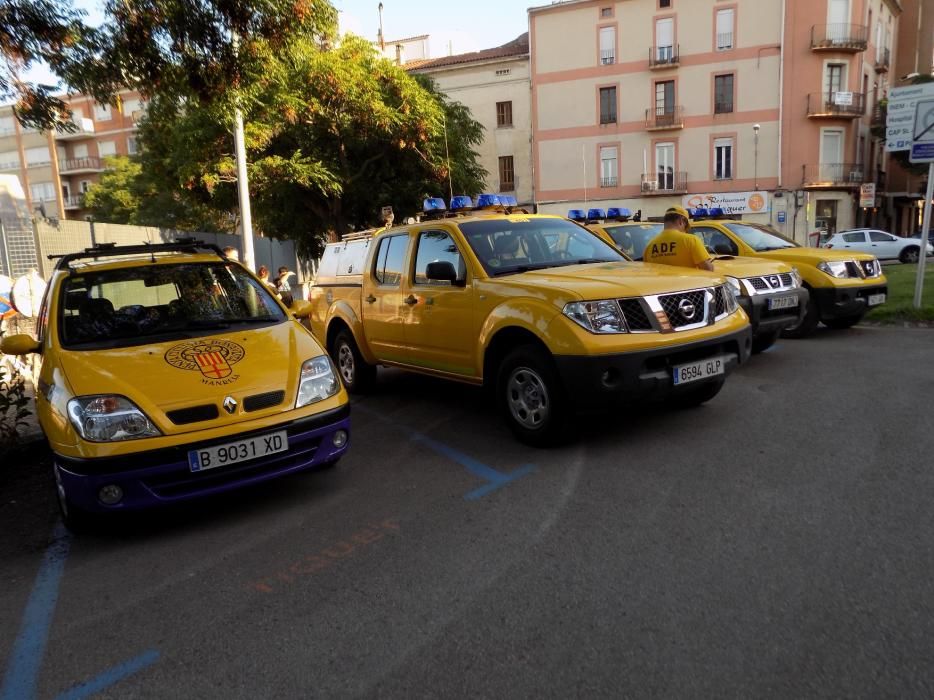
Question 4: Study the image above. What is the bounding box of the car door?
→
[401,226,480,378]
[868,230,899,259]
[838,230,868,252]
[363,233,411,361]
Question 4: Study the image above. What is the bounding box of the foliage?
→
[0,361,31,454]
[865,263,934,324]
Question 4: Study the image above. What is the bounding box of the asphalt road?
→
[2,326,934,699]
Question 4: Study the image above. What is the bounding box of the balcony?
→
[59,156,104,174]
[648,44,679,69]
[641,172,688,195]
[870,101,886,128]
[600,176,618,188]
[810,24,868,52]
[63,195,85,210]
[806,92,866,118]
[645,106,684,130]
[55,117,95,141]
[600,49,615,65]
[803,163,866,188]
[874,47,890,73]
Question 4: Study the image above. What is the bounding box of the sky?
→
[22,0,531,89]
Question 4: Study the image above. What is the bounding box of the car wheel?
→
[669,378,725,409]
[54,463,94,534]
[781,292,819,339]
[497,345,568,447]
[822,314,864,330]
[330,329,376,394]
[900,246,920,264]
[751,331,779,354]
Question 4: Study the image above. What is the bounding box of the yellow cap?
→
[665,205,691,221]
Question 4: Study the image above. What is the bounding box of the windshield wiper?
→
[185,317,278,329]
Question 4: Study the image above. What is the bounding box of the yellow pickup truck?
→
[310,197,752,445]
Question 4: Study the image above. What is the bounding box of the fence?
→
[0,218,40,279]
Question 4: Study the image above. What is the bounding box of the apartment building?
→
[530,0,902,242]
[409,33,533,206]
[0,88,145,220]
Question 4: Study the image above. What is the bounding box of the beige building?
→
[0,88,144,220]
[409,33,533,206]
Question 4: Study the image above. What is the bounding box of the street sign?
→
[859,183,876,208]
[777,211,786,224]
[887,83,934,152]
[833,91,853,106]
[909,98,934,163]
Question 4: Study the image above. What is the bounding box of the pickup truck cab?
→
[310,198,752,445]
[687,218,887,336]
[587,209,808,353]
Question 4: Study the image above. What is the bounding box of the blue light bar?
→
[709,207,725,217]
[607,207,632,219]
[499,194,518,207]
[423,197,447,212]
[689,207,709,218]
[476,193,502,208]
[587,208,606,220]
[568,209,586,221]
[450,195,473,210]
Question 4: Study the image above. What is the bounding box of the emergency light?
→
[689,207,710,219]
[709,207,725,217]
[450,196,473,211]
[476,194,502,208]
[499,195,518,207]
[424,197,447,212]
[587,208,606,220]
[607,207,632,220]
[568,209,586,221]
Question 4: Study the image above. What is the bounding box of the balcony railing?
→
[649,44,679,68]
[810,24,869,51]
[803,163,866,188]
[870,102,886,127]
[716,32,734,51]
[600,176,618,188]
[59,156,104,173]
[55,117,95,140]
[806,92,866,118]
[645,105,684,130]
[600,49,615,65]
[875,47,890,72]
[63,195,85,209]
[641,172,688,194]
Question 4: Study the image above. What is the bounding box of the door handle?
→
[404,295,418,306]
[365,294,377,304]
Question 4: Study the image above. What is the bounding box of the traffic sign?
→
[777,211,786,224]
[909,98,934,163]
[886,83,934,152]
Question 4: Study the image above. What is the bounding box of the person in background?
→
[275,266,295,307]
[643,206,714,271]
[257,265,274,291]
[222,246,239,262]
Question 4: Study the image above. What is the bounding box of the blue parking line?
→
[761,344,781,354]
[55,650,160,700]
[1,523,71,700]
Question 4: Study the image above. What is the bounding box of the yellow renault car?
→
[0,240,350,529]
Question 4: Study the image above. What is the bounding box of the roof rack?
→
[50,238,227,271]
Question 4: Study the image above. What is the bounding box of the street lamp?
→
[753,123,760,191]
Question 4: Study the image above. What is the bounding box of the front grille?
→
[244,390,286,412]
[779,272,793,286]
[749,273,794,291]
[658,290,707,328]
[619,298,654,331]
[166,404,219,425]
[714,286,728,316]
[749,277,769,291]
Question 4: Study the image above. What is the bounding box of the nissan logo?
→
[223,396,238,414]
[769,275,780,287]
[678,298,696,320]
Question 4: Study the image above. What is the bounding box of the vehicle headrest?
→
[493,234,520,256]
[80,298,114,316]
[64,290,88,310]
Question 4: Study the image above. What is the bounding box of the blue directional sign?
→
[777,211,786,223]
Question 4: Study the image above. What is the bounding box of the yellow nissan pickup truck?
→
[310,196,752,445]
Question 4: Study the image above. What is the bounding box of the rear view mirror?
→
[426,261,458,284]
[1,334,40,356]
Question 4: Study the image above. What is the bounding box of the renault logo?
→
[678,298,696,320]
[223,396,238,414]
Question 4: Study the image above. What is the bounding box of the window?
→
[599,26,616,64]
[600,6,612,17]
[656,142,675,189]
[655,80,674,117]
[496,101,513,127]
[693,226,739,256]
[98,141,117,158]
[716,8,734,50]
[80,180,92,194]
[0,150,18,170]
[122,98,141,116]
[25,146,50,166]
[659,0,671,6]
[843,232,866,243]
[414,231,465,286]
[600,146,618,187]
[826,64,845,96]
[74,144,89,159]
[714,74,734,113]
[599,86,617,124]
[869,231,894,242]
[498,155,515,191]
[30,182,56,203]
[0,116,14,136]
[714,138,733,180]
[127,137,138,155]
[373,235,408,287]
[93,103,112,121]
[655,18,674,62]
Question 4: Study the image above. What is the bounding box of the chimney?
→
[395,43,405,65]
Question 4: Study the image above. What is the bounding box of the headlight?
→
[790,267,803,286]
[721,284,739,314]
[818,261,849,278]
[296,355,340,407]
[67,395,161,442]
[725,276,743,298]
[563,300,628,334]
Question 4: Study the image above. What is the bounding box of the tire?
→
[822,313,863,330]
[900,246,920,264]
[54,463,95,534]
[329,329,376,394]
[751,331,779,354]
[497,345,569,447]
[781,291,819,339]
[669,378,725,409]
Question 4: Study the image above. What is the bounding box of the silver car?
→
[825,228,934,263]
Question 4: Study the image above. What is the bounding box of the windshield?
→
[602,223,662,261]
[724,223,798,251]
[59,262,286,348]
[459,218,623,276]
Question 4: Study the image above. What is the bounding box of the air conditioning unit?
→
[642,180,659,192]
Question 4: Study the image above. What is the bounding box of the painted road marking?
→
[55,650,159,700]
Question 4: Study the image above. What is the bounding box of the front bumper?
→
[552,325,752,411]
[54,405,351,513]
[811,283,888,321]
[739,288,810,336]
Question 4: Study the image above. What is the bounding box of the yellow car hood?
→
[755,247,875,265]
[497,261,725,299]
[710,256,792,276]
[58,321,322,434]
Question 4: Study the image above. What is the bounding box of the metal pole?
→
[912,161,934,309]
[233,106,256,270]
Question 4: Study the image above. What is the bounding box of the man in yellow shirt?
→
[643,206,714,271]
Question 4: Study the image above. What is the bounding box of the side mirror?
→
[290,299,313,319]
[1,334,40,356]
[426,261,459,284]
[714,244,734,256]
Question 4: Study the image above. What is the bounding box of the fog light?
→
[98,484,123,505]
[332,430,348,448]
